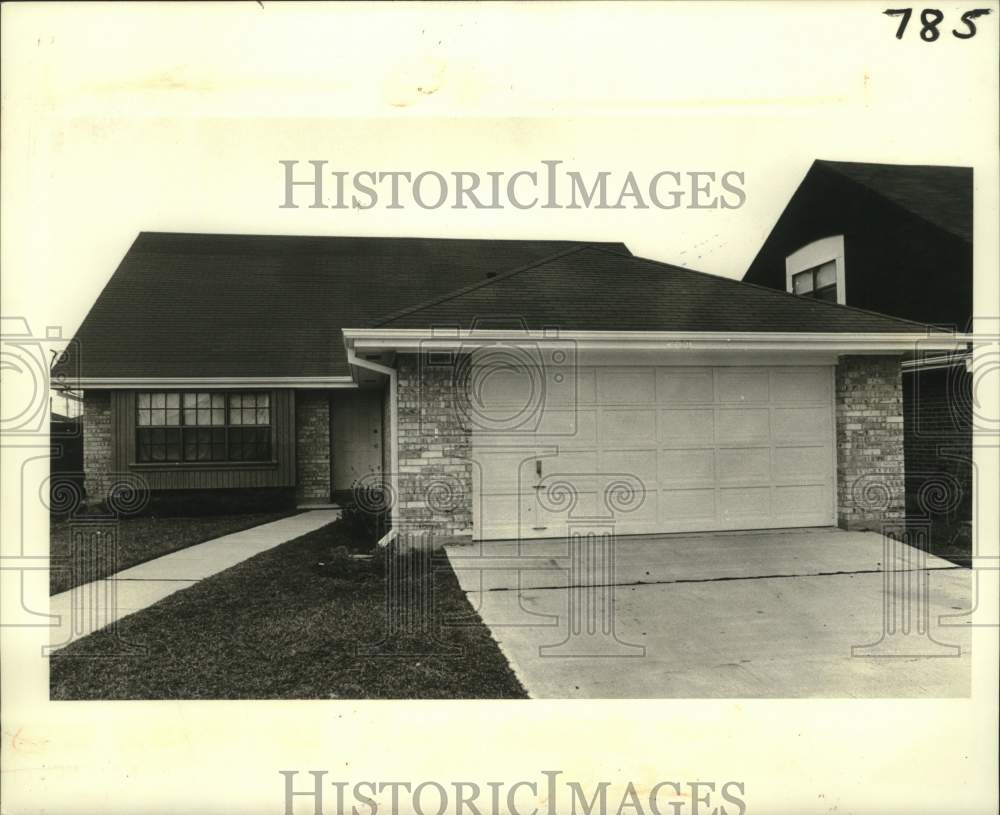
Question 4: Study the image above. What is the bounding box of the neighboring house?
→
[743,159,973,553]
[55,230,968,543]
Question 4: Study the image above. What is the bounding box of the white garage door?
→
[471,364,836,540]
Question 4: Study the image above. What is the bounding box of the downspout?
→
[345,344,399,544]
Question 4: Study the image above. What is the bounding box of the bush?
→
[337,502,386,552]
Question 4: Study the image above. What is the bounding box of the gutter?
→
[342,328,974,354]
[901,351,973,373]
[64,376,358,390]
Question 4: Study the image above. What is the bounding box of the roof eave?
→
[66,376,357,390]
[343,328,972,354]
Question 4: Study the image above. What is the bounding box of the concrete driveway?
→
[444,528,971,698]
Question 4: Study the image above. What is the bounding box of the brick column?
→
[835,355,905,530]
[82,391,113,504]
[295,391,331,504]
[395,354,473,544]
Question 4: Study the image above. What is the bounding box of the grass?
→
[49,520,527,700]
[50,511,295,595]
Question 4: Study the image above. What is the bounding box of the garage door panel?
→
[600,408,657,445]
[474,366,535,409]
[537,490,601,526]
[773,445,829,480]
[531,407,597,447]
[660,488,716,522]
[474,452,540,492]
[542,448,598,474]
[716,408,770,443]
[716,368,770,403]
[717,447,771,483]
[772,406,830,439]
[478,493,533,538]
[660,408,714,444]
[601,449,658,485]
[657,368,714,403]
[719,486,772,520]
[611,490,658,528]
[597,368,656,404]
[774,485,830,519]
[541,475,603,500]
[772,367,831,402]
[659,448,715,485]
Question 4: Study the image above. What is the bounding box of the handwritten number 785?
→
[884,8,992,40]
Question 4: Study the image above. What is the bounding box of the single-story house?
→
[742,159,973,552]
[54,231,969,543]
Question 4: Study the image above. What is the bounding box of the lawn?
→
[50,511,294,595]
[49,520,527,699]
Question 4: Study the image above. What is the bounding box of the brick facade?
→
[295,391,331,504]
[395,354,473,543]
[82,391,113,503]
[834,355,905,530]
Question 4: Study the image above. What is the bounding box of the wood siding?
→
[110,390,297,490]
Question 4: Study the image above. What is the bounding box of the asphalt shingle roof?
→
[57,233,630,379]
[816,160,972,243]
[375,245,948,334]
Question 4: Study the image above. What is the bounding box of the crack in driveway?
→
[472,565,966,593]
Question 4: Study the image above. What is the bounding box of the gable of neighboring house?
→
[742,160,972,330]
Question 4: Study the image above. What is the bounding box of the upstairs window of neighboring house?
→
[791,260,838,302]
[135,391,271,463]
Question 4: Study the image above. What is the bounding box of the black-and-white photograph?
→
[2,3,996,814]
[46,162,974,701]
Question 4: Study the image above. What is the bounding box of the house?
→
[743,159,973,553]
[54,230,968,543]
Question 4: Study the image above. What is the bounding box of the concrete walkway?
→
[49,510,340,651]
[445,528,972,698]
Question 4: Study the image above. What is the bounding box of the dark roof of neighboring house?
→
[56,233,630,379]
[374,245,946,334]
[816,160,972,243]
[741,159,973,329]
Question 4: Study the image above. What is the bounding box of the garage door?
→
[471,364,835,539]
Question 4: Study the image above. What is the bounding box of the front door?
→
[332,389,383,492]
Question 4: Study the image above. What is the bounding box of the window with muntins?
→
[791,260,838,302]
[135,392,272,463]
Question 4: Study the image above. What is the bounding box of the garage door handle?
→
[536,459,542,477]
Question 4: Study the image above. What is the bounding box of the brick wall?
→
[82,391,113,503]
[395,354,473,543]
[835,355,905,530]
[903,366,972,551]
[295,390,331,504]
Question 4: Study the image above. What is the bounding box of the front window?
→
[136,391,271,463]
[791,260,838,302]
